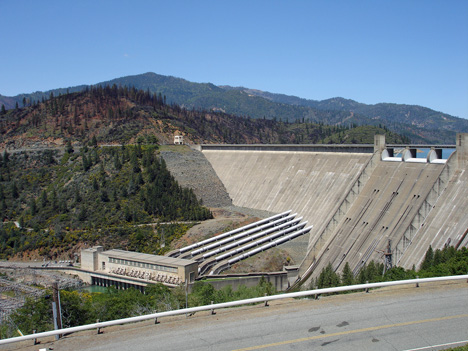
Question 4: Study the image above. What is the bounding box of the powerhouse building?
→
[81,247,198,289]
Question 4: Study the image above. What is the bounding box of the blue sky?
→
[1,0,467,119]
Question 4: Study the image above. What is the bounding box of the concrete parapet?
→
[457,133,468,168]
[201,144,375,153]
[374,134,386,153]
[200,271,290,291]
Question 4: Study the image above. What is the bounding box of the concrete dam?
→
[200,134,468,285]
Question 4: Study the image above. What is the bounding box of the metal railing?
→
[1,274,466,345]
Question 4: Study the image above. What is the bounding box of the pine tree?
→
[92,178,99,190]
[317,263,341,289]
[358,264,368,284]
[341,262,355,286]
[40,190,48,208]
[433,249,442,266]
[366,261,379,282]
[29,198,37,216]
[66,140,74,154]
[50,189,58,211]
[11,181,19,199]
[421,245,434,270]
[82,154,91,171]
[77,206,87,221]
[100,190,109,202]
[130,150,140,173]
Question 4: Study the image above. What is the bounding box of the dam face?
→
[202,135,468,283]
[202,148,372,263]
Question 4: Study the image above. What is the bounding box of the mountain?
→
[0,85,409,151]
[0,86,409,261]
[237,88,466,139]
[2,72,466,144]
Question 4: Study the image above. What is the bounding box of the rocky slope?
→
[159,146,232,208]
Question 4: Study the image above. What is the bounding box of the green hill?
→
[0,143,212,260]
[0,86,410,259]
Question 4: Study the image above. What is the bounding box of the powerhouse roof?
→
[102,249,197,267]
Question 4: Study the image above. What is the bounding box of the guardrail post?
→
[211,301,216,315]
[154,310,160,324]
[416,276,419,288]
[33,330,38,345]
[264,293,269,307]
[365,281,369,293]
[96,319,102,334]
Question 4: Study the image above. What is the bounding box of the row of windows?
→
[108,257,178,273]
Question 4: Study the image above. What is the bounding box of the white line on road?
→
[402,340,468,351]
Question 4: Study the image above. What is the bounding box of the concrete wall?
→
[305,160,446,280]
[203,148,372,264]
[457,133,468,168]
[80,246,103,271]
[202,136,467,285]
[202,272,290,292]
[397,146,468,269]
[202,144,374,153]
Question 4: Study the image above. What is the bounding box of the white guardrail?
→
[1,275,467,345]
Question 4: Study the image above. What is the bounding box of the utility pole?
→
[51,282,62,340]
[185,279,188,309]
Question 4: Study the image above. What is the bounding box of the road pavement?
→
[3,280,467,351]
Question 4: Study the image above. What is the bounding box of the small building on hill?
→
[81,247,198,290]
[174,135,184,145]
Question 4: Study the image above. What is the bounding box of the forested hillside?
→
[2,72,465,143]
[0,84,409,149]
[0,143,211,260]
[0,86,409,260]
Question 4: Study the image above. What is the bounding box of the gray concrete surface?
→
[5,280,467,351]
[203,150,372,265]
[202,136,468,282]
[398,166,468,269]
[307,159,446,279]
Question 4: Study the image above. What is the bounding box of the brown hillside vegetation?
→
[0,85,410,150]
[0,85,281,149]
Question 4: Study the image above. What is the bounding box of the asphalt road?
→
[4,280,468,351]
